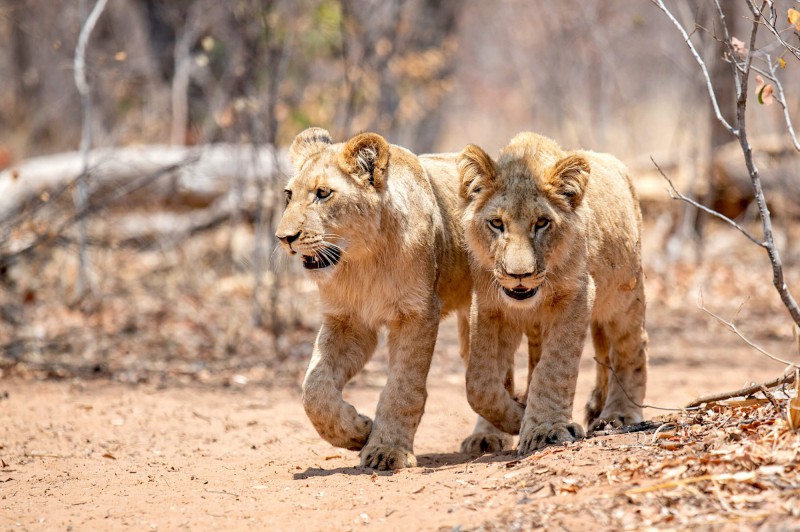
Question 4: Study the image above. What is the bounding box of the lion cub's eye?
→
[316,187,333,200]
[284,190,292,206]
[488,218,504,231]
[534,218,550,231]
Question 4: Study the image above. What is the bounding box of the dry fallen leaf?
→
[789,8,800,30]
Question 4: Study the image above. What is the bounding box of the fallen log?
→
[0,144,290,218]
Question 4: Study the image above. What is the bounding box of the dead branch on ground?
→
[0,161,189,268]
[685,366,796,408]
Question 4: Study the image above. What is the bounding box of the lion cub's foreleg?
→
[517,292,589,456]
[465,304,525,435]
[360,307,440,470]
[459,311,516,453]
[302,315,376,451]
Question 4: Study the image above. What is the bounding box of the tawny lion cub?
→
[457,132,649,455]
[276,128,512,470]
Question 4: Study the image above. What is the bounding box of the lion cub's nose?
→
[508,271,533,280]
[276,230,301,245]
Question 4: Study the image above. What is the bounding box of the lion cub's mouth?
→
[502,285,538,301]
[302,247,342,270]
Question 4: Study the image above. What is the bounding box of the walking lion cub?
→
[276,128,513,470]
[457,132,649,455]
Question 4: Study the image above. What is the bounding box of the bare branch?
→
[651,156,764,247]
[697,294,798,367]
[731,7,800,326]
[685,366,796,408]
[650,0,737,135]
[73,0,109,300]
[748,0,800,61]
[73,0,109,97]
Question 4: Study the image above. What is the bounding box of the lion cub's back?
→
[419,153,473,317]
[578,150,644,307]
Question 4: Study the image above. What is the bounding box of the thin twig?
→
[697,294,797,367]
[761,56,800,152]
[650,0,737,135]
[650,422,678,444]
[592,357,699,412]
[651,156,764,247]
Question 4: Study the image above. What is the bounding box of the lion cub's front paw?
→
[460,432,513,454]
[360,443,416,470]
[517,420,585,456]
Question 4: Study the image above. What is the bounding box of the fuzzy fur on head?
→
[458,132,590,308]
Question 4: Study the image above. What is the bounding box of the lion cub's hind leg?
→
[588,288,648,432]
[585,322,610,430]
[460,417,513,453]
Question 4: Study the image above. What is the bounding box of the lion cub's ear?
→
[289,127,333,170]
[338,132,390,188]
[544,154,590,211]
[458,144,497,201]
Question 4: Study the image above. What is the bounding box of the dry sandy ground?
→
[3,217,800,530]
[2,310,796,532]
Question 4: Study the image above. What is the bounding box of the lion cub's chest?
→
[320,265,432,328]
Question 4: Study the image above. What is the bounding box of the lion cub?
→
[457,132,649,455]
[276,128,512,470]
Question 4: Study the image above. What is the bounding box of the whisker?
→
[318,246,334,264]
[323,241,344,254]
[324,232,346,243]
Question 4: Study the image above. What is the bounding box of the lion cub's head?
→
[457,132,590,307]
[276,127,390,280]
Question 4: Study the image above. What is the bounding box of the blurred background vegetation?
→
[1,0,799,385]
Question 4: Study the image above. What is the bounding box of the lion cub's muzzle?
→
[301,245,342,270]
